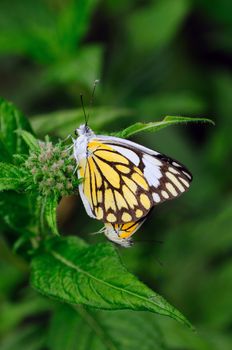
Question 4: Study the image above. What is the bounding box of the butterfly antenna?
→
[80,93,88,127]
[87,79,100,124]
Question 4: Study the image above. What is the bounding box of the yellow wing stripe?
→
[83,162,92,209]
[105,188,116,211]
[94,150,129,164]
[131,172,149,190]
[97,190,103,202]
[90,163,97,206]
[88,141,113,152]
[93,157,121,189]
[90,158,102,189]
[114,190,129,209]
[96,207,103,219]
[122,176,137,193]
[116,165,131,174]
[122,185,138,208]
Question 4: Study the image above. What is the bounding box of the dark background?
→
[0,0,232,349]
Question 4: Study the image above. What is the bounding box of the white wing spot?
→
[168,167,179,175]
[142,154,162,187]
[112,145,140,166]
[166,172,185,192]
[183,171,192,180]
[172,161,181,167]
[166,182,178,196]
[161,190,169,199]
[152,193,161,203]
[143,154,162,166]
[179,177,190,187]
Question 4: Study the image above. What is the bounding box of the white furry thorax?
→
[73,124,95,162]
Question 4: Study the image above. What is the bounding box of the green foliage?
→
[31,107,132,137]
[115,116,214,138]
[0,98,33,155]
[0,163,25,191]
[16,130,40,153]
[48,305,165,350]
[127,0,190,52]
[31,236,191,327]
[44,195,59,236]
[0,0,99,63]
[0,95,210,348]
[0,0,231,348]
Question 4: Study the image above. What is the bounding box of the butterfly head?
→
[75,124,95,138]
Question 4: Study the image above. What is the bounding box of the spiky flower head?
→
[24,140,79,196]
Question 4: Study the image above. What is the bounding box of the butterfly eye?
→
[74,129,78,136]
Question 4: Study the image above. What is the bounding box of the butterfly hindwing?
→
[78,141,154,224]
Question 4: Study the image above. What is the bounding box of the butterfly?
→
[73,124,192,240]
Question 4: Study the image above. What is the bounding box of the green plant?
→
[0,96,213,348]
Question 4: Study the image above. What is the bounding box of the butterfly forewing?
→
[97,136,192,204]
[76,134,192,225]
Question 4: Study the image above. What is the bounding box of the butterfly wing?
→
[97,135,192,204]
[77,136,192,224]
[78,140,154,223]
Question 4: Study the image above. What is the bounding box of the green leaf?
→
[0,98,33,155]
[0,193,33,232]
[0,135,12,162]
[0,0,98,62]
[31,236,192,329]
[44,195,59,236]
[36,195,59,236]
[116,116,215,138]
[31,107,132,137]
[157,316,222,350]
[0,163,25,191]
[48,304,166,350]
[15,130,40,153]
[127,0,190,52]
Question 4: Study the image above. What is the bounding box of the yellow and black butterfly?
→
[73,123,192,246]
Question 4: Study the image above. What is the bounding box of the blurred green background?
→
[1,0,232,349]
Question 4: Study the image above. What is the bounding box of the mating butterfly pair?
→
[73,124,192,247]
